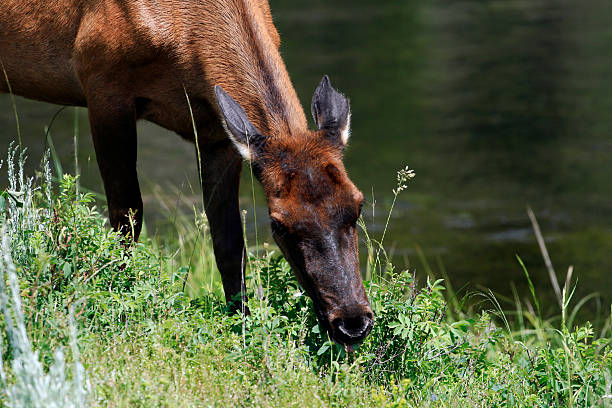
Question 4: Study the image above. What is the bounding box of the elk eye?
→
[345,202,363,227]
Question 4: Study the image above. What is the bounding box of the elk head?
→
[215,76,373,347]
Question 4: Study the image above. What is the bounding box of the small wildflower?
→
[393,165,415,195]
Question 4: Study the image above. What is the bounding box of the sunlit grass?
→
[0,142,609,407]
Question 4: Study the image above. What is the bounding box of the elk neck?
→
[172,0,309,139]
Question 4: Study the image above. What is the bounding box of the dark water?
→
[1,0,611,315]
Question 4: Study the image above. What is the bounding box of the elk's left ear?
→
[214,85,264,161]
[311,75,351,146]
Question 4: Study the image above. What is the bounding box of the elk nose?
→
[330,308,373,345]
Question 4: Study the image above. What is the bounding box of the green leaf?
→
[62,262,72,278]
[317,343,330,356]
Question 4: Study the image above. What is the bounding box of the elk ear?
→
[214,85,264,161]
[311,75,351,146]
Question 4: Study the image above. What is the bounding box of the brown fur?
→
[0,0,304,244]
[1,0,301,135]
[0,0,372,345]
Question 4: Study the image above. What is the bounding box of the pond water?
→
[1,0,611,315]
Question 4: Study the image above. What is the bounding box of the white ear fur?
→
[220,118,254,161]
[230,135,253,161]
[214,85,262,161]
[339,112,351,146]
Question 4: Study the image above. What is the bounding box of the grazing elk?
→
[0,0,373,346]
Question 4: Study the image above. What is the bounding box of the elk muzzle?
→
[326,303,373,346]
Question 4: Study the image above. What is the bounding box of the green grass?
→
[0,145,610,407]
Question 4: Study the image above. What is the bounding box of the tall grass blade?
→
[44,131,63,179]
[73,107,80,195]
[516,254,541,319]
[527,206,562,307]
[568,292,600,333]
[0,59,22,147]
[183,86,204,210]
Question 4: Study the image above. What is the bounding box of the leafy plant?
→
[0,228,89,408]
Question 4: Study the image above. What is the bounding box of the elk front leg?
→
[200,138,247,313]
[87,96,143,240]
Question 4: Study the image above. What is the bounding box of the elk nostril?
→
[332,314,373,342]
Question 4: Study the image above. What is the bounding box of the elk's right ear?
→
[311,75,351,146]
[214,85,263,161]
